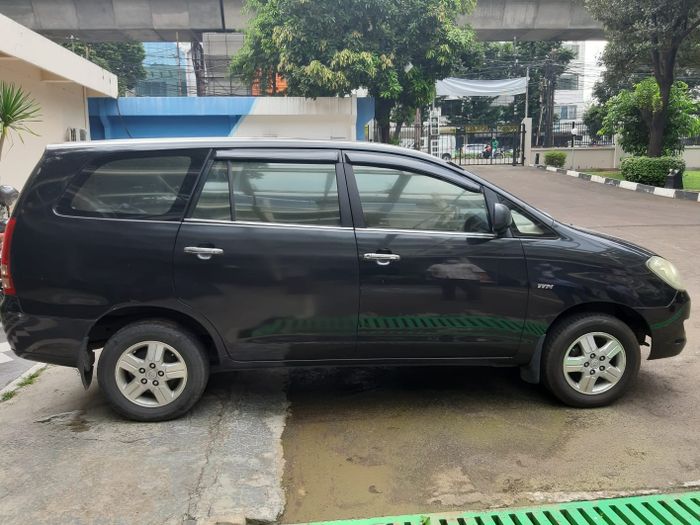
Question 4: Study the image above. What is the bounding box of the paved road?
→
[0,166,698,524]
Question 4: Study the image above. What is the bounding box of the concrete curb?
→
[0,362,47,397]
[534,164,700,202]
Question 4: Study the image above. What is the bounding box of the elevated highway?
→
[0,0,604,42]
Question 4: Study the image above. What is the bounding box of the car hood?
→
[565,224,656,259]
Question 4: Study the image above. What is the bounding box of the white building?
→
[554,40,606,122]
[0,14,117,189]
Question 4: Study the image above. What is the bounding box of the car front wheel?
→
[97,320,210,421]
[542,314,640,408]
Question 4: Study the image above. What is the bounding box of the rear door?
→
[344,151,529,360]
[173,149,359,362]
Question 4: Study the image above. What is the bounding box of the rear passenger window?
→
[231,162,341,226]
[58,151,205,220]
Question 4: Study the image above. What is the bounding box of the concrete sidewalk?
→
[0,367,288,524]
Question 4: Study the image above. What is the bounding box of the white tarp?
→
[435,77,528,98]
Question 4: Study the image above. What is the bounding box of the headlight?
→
[647,256,684,291]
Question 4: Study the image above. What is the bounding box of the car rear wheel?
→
[97,320,210,421]
[441,153,452,161]
[541,314,640,408]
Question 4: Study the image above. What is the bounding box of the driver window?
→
[352,165,490,233]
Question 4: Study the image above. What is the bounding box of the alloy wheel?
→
[562,332,627,395]
[114,340,188,407]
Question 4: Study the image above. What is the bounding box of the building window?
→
[556,105,578,120]
[558,74,580,91]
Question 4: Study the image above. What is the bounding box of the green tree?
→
[582,104,607,140]
[585,0,700,156]
[231,0,477,143]
[600,78,700,156]
[592,36,700,104]
[451,41,574,127]
[63,41,146,96]
[439,41,574,147]
[0,82,41,163]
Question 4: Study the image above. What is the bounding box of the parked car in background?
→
[0,139,689,420]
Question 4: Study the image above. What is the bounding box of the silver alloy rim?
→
[562,332,627,395]
[114,341,188,408]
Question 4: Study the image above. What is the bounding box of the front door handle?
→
[184,246,224,260]
[362,252,401,266]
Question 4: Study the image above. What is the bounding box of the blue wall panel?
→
[89,96,375,141]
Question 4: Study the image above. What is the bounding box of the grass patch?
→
[18,371,41,387]
[1,390,16,401]
[585,169,700,190]
[587,169,623,180]
[0,366,46,402]
[684,170,700,190]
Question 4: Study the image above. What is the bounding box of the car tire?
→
[441,153,452,161]
[541,313,640,408]
[97,320,210,421]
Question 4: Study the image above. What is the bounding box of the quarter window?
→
[352,166,490,233]
[231,162,341,226]
[191,161,231,221]
[59,151,205,220]
[498,197,554,237]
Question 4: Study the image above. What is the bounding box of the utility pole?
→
[543,59,556,147]
[414,107,422,151]
[524,66,530,119]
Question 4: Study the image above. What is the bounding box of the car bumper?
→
[640,290,691,360]
[0,295,89,368]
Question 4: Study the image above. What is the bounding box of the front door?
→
[174,149,359,362]
[344,151,529,359]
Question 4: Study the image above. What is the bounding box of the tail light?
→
[1,217,16,295]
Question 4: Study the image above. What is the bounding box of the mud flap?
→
[519,335,544,384]
[76,337,94,389]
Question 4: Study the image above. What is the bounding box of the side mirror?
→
[492,203,513,234]
[0,186,19,208]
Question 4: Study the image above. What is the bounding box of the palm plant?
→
[0,82,41,162]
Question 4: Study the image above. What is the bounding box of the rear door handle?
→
[184,246,224,260]
[362,252,401,266]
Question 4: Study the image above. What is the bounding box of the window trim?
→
[343,155,492,235]
[187,156,351,228]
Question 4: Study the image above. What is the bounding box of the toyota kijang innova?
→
[0,139,689,420]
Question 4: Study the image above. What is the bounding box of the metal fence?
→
[366,122,525,165]
[532,121,614,148]
[682,135,700,146]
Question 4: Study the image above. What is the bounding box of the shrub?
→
[620,156,685,187]
[544,151,567,168]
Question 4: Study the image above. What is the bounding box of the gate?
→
[440,123,526,166]
[367,121,527,166]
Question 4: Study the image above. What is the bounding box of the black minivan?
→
[0,139,690,421]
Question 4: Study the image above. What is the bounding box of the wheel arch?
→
[86,305,226,367]
[522,301,651,385]
[545,302,651,347]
